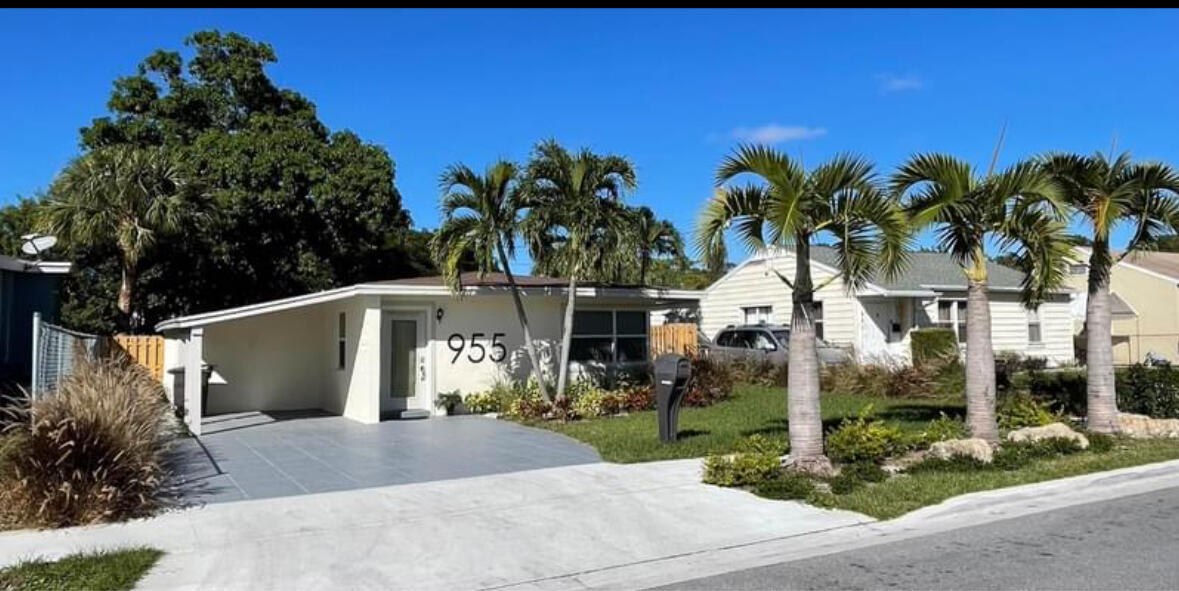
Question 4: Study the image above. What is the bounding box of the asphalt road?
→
[656,486,1179,590]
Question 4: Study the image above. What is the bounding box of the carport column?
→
[348,296,384,424]
[185,327,204,436]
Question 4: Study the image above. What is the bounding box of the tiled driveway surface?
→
[167,411,602,504]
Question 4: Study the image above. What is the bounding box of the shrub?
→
[684,357,736,407]
[504,395,550,421]
[821,361,942,399]
[910,329,958,366]
[572,387,612,419]
[921,413,966,445]
[616,384,654,412]
[992,437,1083,470]
[997,392,1057,431]
[735,433,788,456]
[727,358,786,388]
[908,455,992,474]
[1019,369,1087,415]
[1117,364,1179,419]
[825,406,907,464]
[702,452,781,487]
[0,356,171,528]
[464,391,502,414]
[752,472,816,501]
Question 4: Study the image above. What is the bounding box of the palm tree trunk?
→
[965,268,999,444]
[785,241,830,473]
[119,262,136,318]
[556,274,578,403]
[1086,240,1119,433]
[496,240,552,402]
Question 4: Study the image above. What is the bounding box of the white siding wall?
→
[699,253,859,348]
[919,292,1074,365]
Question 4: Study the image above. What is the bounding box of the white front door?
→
[382,311,428,414]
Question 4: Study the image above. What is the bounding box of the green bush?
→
[752,473,816,501]
[921,413,966,445]
[0,356,171,528]
[992,437,1084,470]
[571,386,611,419]
[684,357,736,407]
[1117,364,1179,418]
[997,392,1057,430]
[702,452,781,487]
[735,433,788,456]
[1019,369,1087,415]
[908,455,992,474]
[464,391,502,414]
[910,329,958,366]
[504,395,550,421]
[825,406,907,464]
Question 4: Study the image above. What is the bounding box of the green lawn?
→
[537,384,963,463]
[0,548,162,591]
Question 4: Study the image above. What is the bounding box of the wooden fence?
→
[113,334,166,382]
[650,323,698,357]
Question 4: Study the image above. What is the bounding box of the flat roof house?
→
[157,273,700,435]
[699,246,1075,366]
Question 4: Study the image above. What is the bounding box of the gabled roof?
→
[716,245,1055,296]
[375,272,651,290]
[808,247,1027,291]
[1115,250,1179,283]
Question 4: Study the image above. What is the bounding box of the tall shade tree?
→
[630,206,684,285]
[697,146,910,471]
[432,161,552,402]
[1041,152,1179,433]
[524,140,637,402]
[43,145,190,322]
[893,154,1071,443]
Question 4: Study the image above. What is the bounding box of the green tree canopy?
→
[58,30,429,332]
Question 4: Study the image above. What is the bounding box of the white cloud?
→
[877,74,924,93]
[729,124,827,144]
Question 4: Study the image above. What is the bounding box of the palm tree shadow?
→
[876,404,965,422]
[676,429,710,440]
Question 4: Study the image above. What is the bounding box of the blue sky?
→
[2,9,1177,271]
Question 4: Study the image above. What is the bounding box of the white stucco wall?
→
[199,304,328,415]
[162,291,657,423]
[698,253,860,347]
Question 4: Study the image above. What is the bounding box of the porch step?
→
[384,409,431,421]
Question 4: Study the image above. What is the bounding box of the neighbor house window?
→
[571,310,648,363]
[742,306,772,325]
[937,300,968,344]
[337,312,347,369]
[1069,264,1088,275]
[813,301,824,341]
[1028,307,1042,344]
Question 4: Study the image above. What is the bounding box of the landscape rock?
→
[1118,413,1179,438]
[1006,422,1090,449]
[882,450,927,474]
[928,438,994,463]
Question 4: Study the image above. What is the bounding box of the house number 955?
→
[447,333,507,364]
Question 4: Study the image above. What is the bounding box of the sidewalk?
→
[0,459,868,590]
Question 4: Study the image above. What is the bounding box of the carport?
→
[169,411,601,504]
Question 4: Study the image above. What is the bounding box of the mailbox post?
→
[655,354,692,442]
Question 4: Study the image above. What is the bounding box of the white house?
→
[157,272,700,435]
[698,246,1074,365]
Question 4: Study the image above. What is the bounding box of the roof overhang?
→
[0,257,71,275]
[155,283,703,332]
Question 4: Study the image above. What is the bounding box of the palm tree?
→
[43,146,189,321]
[432,160,553,402]
[697,146,910,472]
[630,206,683,285]
[524,140,637,402]
[893,154,1071,443]
[1041,152,1179,433]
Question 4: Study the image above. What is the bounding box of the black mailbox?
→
[655,354,692,442]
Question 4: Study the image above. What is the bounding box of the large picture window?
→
[571,310,649,363]
[742,306,772,325]
[936,300,968,344]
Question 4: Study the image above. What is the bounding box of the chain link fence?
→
[30,312,107,399]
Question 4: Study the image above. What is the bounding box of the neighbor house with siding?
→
[1065,246,1179,365]
[698,246,1074,365]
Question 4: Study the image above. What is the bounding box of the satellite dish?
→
[20,234,58,257]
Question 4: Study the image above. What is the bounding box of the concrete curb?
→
[504,458,1179,591]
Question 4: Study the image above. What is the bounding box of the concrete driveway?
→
[168,411,601,504]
